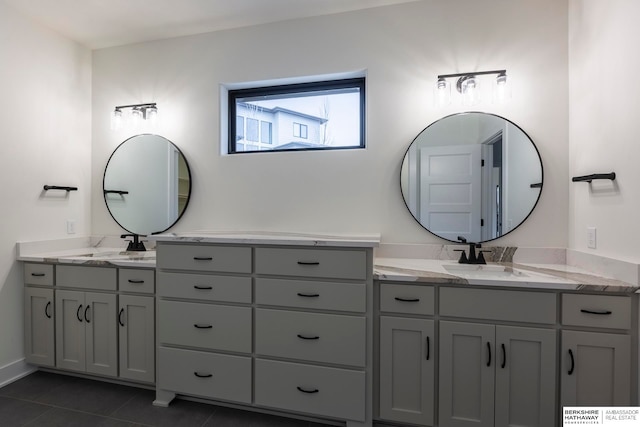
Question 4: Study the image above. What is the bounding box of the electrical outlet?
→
[66,220,76,235]
[587,227,596,249]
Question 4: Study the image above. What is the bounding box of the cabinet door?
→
[85,292,117,377]
[55,290,85,371]
[495,326,556,427]
[24,287,55,366]
[379,316,434,425]
[561,330,631,406]
[439,321,495,427]
[119,295,155,383]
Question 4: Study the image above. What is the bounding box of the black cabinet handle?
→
[297,386,319,394]
[45,301,52,319]
[193,257,213,261]
[84,305,91,323]
[486,342,491,367]
[128,279,144,284]
[194,324,213,329]
[395,297,420,302]
[31,272,46,277]
[568,349,575,375]
[194,372,212,378]
[580,309,612,315]
[297,334,320,340]
[297,261,320,265]
[118,308,125,326]
[501,344,506,369]
[425,336,430,361]
[297,293,319,298]
[76,304,83,322]
[194,285,213,290]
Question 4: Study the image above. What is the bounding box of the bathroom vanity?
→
[17,236,639,427]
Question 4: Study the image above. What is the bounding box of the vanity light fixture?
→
[434,70,509,106]
[110,103,158,131]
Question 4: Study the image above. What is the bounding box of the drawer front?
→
[255,247,367,280]
[24,263,54,286]
[157,272,252,303]
[158,300,251,353]
[255,308,365,367]
[380,283,434,315]
[563,294,631,329]
[157,244,251,273]
[255,358,365,422]
[56,265,116,291]
[119,268,154,294]
[255,278,365,312]
[440,287,556,324]
[158,347,251,404]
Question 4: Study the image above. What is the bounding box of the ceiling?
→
[3,0,421,50]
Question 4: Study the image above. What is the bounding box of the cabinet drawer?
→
[157,244,251,273]
[158,300,251,353]
[380,283,434,315]
[56,265,116,291]
[255,358,365,422]
[255,308,365,367]
[158,347,251,404]
[24,263,54,286]
[563,294,631,329]
[255,247,367,280]
[440,287,556,324]
[255,278,365,312]
[119,268,154,294]
[157,272,251,303]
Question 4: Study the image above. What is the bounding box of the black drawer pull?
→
[486,342,491,367]
[76,304,83,322]
[84,305,91,323]
[297,293,320,298]
[395,297,420,302]
[31,272,46,277]
[193,257,213,261]
[501,343,506,369]
[194,285,213,290]
[297,386,319,394]
[194,372,212,378]
[45,301,52,319]
[118,308,125,326]
[580,309,612,315]
[128,279,145,284]
[194,324,213,329]
[297,334,320,340]
[425,336,430,361]
[297,261,320,265]
[568,349,575,375]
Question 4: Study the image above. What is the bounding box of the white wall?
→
[91,0,568,246]
[0,1,92,373]
[569,0,640,263]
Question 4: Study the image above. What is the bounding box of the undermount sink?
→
[443,263,529,278]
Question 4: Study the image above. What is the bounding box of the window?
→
[293,123,308,139]
[228,77,365,154]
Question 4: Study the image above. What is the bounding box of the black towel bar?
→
[43,185,78,192]
[571,172,616,183]
[104,190,129,195]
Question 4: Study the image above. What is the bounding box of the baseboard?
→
[0,358,36,388]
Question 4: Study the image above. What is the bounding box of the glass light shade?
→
[492,73,511,104]
[461,76,480,106]
[146,105,158,124]
[434,78,451,107]
[110,109,123,131]
[130,108,142,127]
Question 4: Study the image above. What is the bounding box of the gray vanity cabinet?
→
[24,287,55,367]
[560,294,633,407]
[55,289,118,376]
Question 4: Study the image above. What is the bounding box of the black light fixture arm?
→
[437,69,507,80]
[114,102,157,110]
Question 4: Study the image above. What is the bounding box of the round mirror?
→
[103,134,192,235]
[400,112,543,243]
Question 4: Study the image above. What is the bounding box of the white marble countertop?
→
[148,230,381,248]
[374,257,640,293]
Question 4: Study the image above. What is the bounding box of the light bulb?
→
[131,108,142,127]
[493,72,511,104]
[461,76,479,106]
[434,77,451,107]
[146,105,158,125]
[110,108,122,131]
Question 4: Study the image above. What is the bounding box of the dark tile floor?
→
[0,371,335,427]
